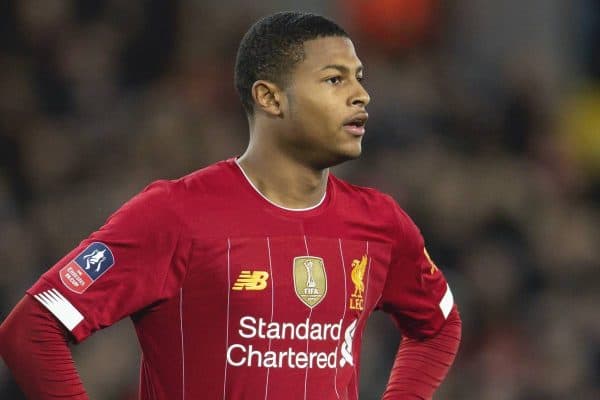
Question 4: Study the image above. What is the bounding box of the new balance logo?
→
[232,271,269,291]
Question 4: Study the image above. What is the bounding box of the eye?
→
[326,76,342,85]
[357,74,365,83]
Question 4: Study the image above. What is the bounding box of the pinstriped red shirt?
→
[28,158,454,400]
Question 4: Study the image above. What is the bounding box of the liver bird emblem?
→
[350,255,367,298]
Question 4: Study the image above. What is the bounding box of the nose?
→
[350,81,370,108]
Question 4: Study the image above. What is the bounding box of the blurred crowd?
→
[1,1,598,399]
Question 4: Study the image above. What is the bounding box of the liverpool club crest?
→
[293,256,327,308]
[349,255,367,311]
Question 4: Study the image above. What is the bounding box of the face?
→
[279,36,370,168]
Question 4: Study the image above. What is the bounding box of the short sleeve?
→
[26,180,191,342]
[378,202,454,339]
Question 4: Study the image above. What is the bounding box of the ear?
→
[251,80,284,117]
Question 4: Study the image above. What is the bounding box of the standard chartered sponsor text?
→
[227,316,343,369]
[239,316,342,340]
[227,344,339,368]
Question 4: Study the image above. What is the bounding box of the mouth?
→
[343,113,368,136]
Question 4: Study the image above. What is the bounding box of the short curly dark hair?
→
[234,11,348,116]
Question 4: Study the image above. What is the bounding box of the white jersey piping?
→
[264,237,275,400]
[179,288,185,400]
[223,238,232,400]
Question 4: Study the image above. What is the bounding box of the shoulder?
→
[174,159,237,195]
[115,159,235,218]
[330,174,400,208]
[330,174,393,204]
[330,174,409,228]
[138,159,236,202]
[331,176,425,257]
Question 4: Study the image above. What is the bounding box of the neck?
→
[237,137,329,210]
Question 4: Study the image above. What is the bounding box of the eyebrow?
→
[319,64,364,74]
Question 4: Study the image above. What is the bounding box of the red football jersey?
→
[28,158,454,400]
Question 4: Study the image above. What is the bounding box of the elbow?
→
[446,304,462,340]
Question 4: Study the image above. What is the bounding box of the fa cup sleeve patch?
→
[59,242,115,294]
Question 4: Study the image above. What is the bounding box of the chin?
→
[345,150,362,160]
[344,144,363,159]
[330,147,362,166]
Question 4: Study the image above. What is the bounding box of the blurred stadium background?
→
[0,0,598,399]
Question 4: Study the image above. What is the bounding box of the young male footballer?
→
[0,11,461,399]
